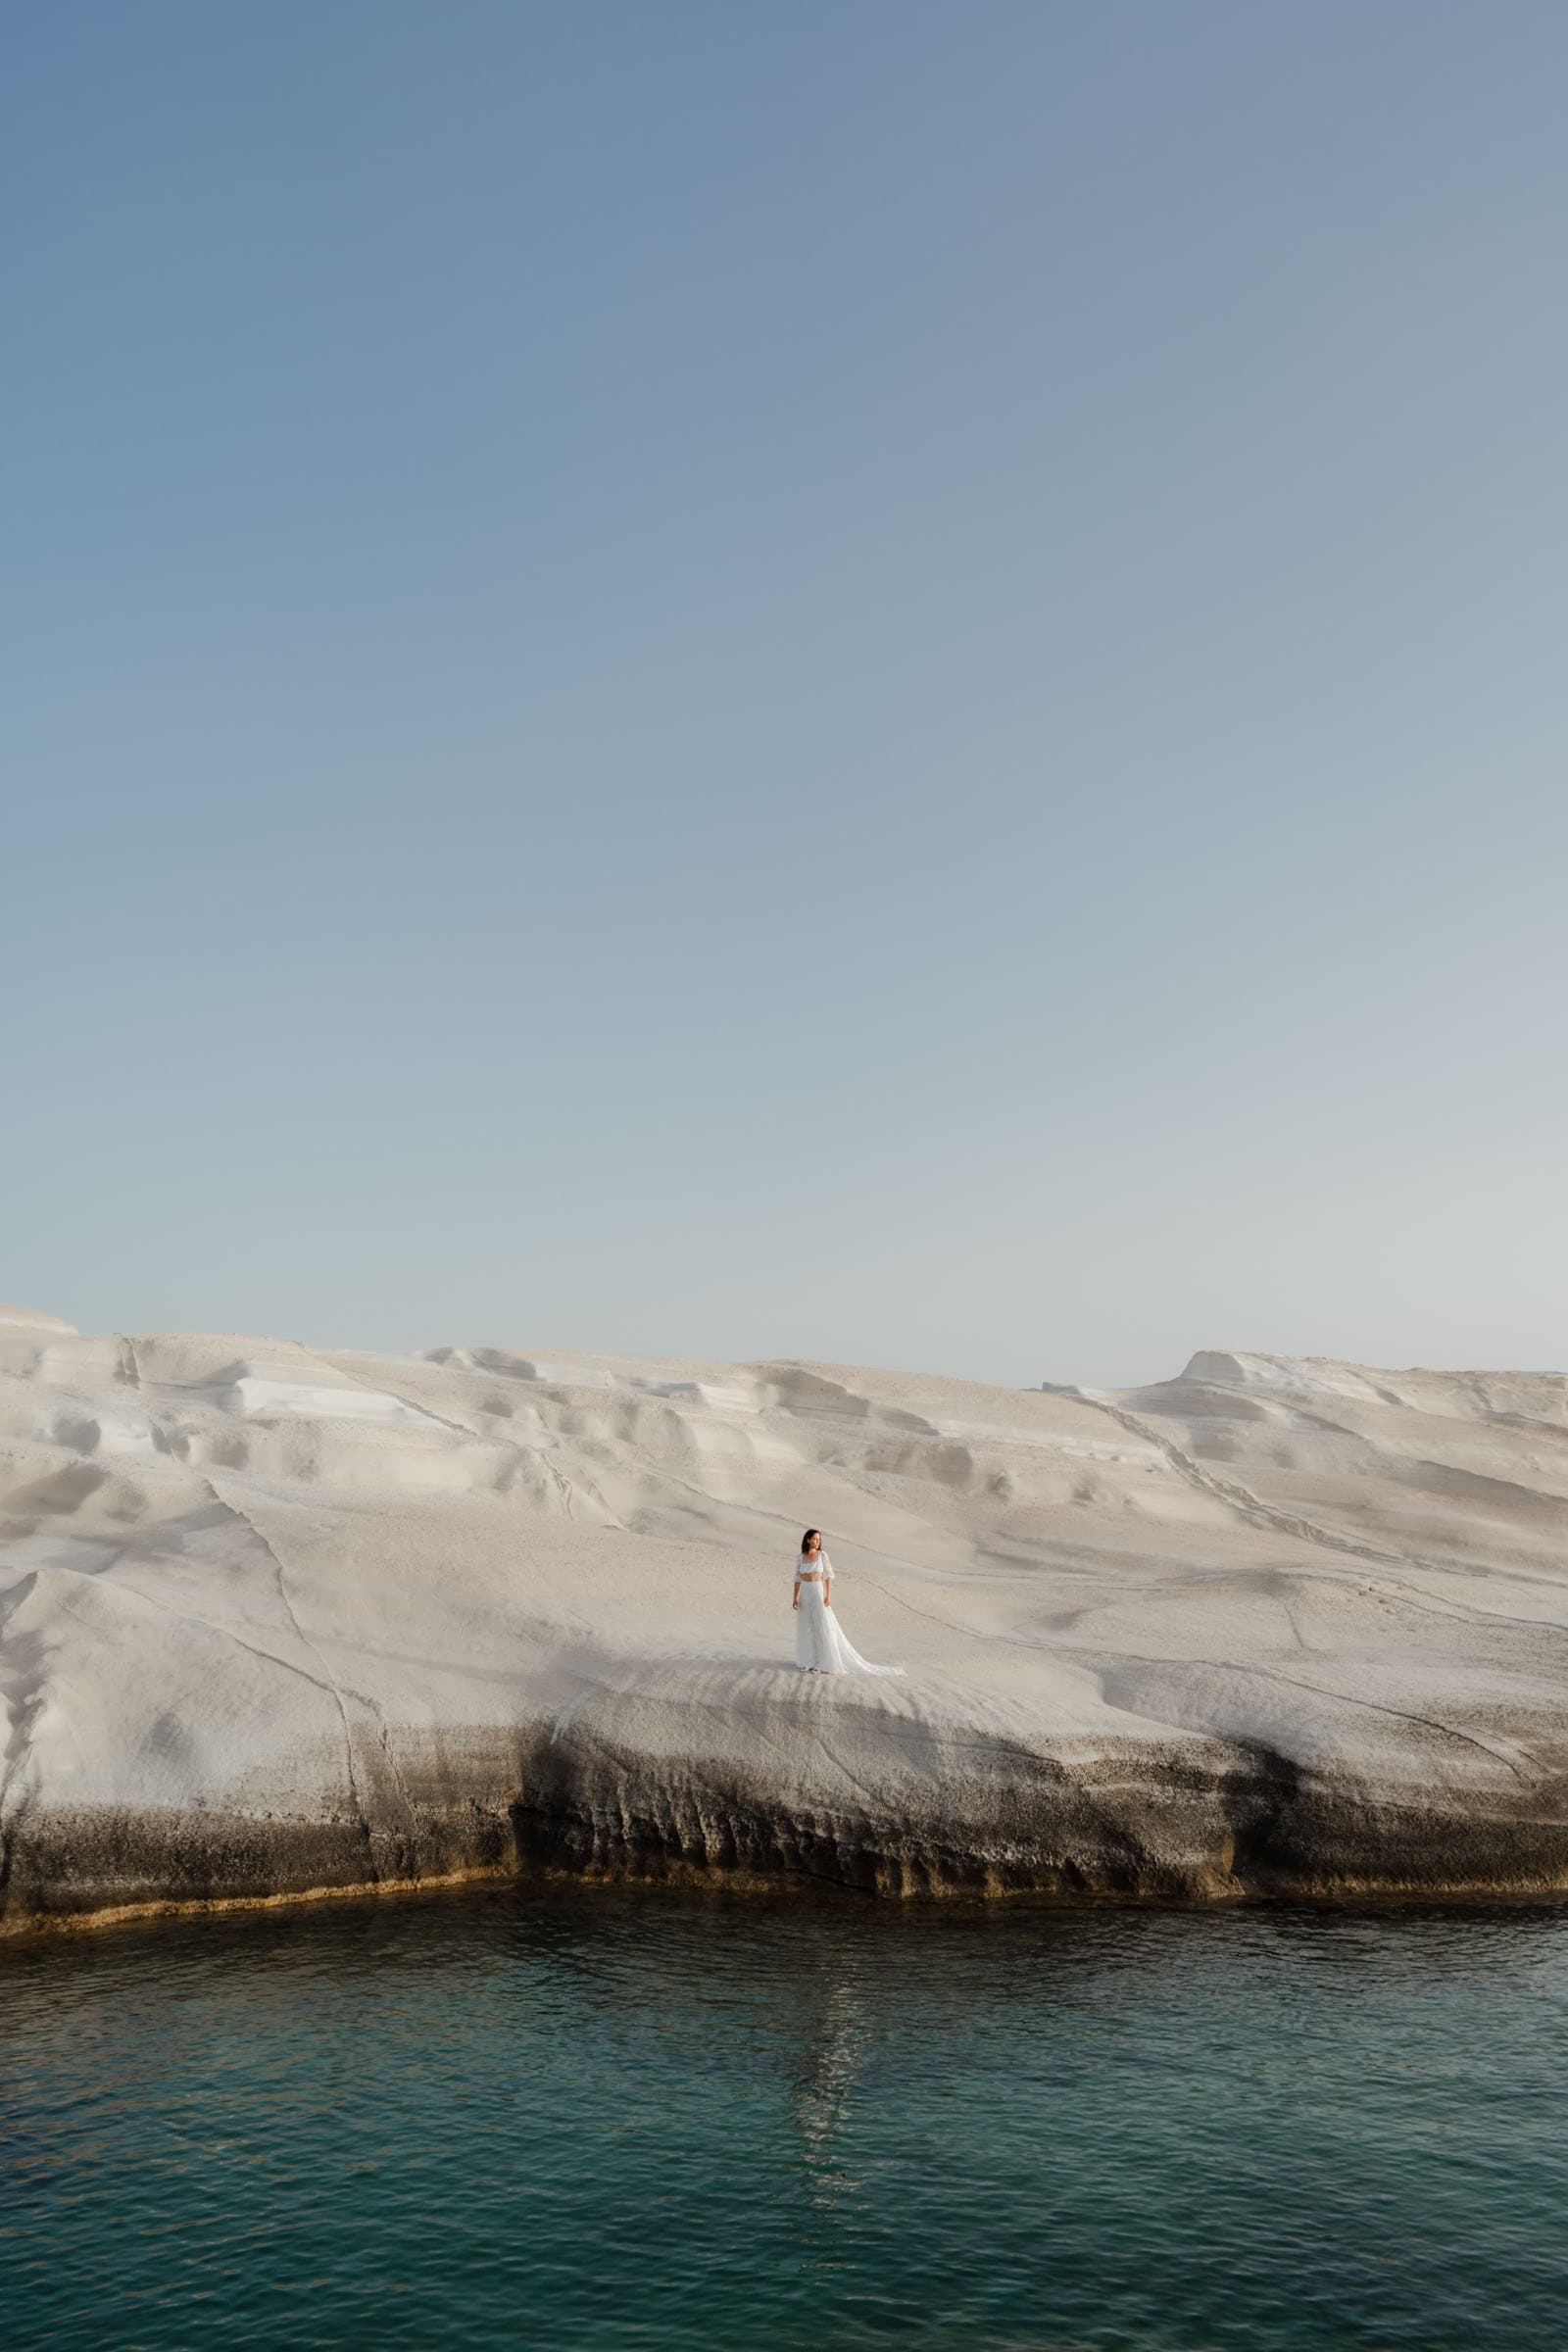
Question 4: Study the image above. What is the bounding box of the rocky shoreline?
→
[11,1716,1568,1936]
[4,1313,1568,1935]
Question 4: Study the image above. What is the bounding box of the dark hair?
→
[800,1527,821,1555]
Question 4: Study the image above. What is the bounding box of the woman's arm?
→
[823,1556,833,1609]
[793,1576,801,1611]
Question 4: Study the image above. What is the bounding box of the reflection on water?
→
[5,1886,1568,2351]
[790,1965,870,2220]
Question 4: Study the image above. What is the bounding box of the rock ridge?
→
[4,1328,1568,1930]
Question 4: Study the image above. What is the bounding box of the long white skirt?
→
[795,1582,902,1676]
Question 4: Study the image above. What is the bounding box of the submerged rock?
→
[3,1327,1568,1930]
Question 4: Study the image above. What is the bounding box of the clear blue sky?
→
[5,2,1566,1386]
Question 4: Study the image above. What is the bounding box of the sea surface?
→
[5,1885,1567,2351]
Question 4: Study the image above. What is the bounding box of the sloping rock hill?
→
[3,1319,1567,1930]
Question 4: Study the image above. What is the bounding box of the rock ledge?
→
[4,1329,1567,1930]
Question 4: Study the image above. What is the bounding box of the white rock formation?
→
[3,1321,1567,1929]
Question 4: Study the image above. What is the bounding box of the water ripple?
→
[5,1891,1568,2349]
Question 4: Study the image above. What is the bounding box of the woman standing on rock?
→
[793,1529,903,1677]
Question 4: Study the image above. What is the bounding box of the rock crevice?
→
[4,1325,1568,1930]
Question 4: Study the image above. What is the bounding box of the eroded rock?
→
[3,1329,1568,1930]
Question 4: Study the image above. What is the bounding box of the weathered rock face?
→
[0,1304,77,1337]
[3,1326,1568,1931]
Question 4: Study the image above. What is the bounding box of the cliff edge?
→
[3,1325,1567,1930]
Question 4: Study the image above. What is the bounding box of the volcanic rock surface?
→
[3,1320,1567,1929]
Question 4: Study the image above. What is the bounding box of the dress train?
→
[794,1557,902,1676]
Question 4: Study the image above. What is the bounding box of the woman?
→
[793,1529,903,1677]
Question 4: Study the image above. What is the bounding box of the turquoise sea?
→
[5,1886,1567,2350]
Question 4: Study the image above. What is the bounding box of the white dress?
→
[794,1552,903,1676]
